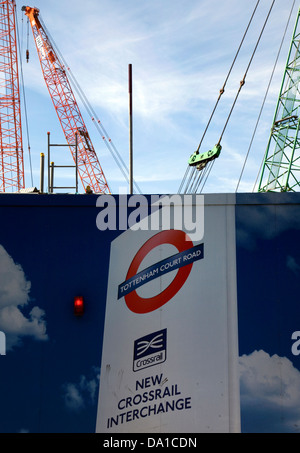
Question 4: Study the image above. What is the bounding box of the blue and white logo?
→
[133,329,167,372]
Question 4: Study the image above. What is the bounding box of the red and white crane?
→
[22,5,110,194]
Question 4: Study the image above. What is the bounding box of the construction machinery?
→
[180,0,276,194]
[181,1,300,194]
[22,5,110,194]
[258,6,300,192]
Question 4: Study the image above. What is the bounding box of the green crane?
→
[258,7,300,192]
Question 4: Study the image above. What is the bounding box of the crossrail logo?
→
[133,329,167,372]
[118,230,204,314]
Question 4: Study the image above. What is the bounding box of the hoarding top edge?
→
[0,192,299,207]
[235,192,300,205]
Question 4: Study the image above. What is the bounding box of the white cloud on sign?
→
[0,245,48,350]
[63,366,100,411]
[240,350,300,432]
[286,255,300,275]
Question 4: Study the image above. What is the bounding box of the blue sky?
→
[17,0,297,194]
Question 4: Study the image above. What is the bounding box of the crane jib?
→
[22,5,110,194]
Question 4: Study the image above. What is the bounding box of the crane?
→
[179,0,275,194]
[22,5,110,194]
[0,0,24,192]
[258,6,300,192]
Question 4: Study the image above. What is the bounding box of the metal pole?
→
[75,132,78,193]
[47,132,50,193]
[40,153,44,193]
[50,162,54,193]
[129,64,133,195]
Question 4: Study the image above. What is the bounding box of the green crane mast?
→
[258,7,300,192]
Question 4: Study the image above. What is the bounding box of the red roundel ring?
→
[124,230,193,314]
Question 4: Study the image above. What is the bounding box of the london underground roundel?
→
[124,230,194,314]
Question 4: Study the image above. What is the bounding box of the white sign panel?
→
[96,194,240,433]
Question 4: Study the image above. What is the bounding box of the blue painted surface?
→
[0,193,299,433]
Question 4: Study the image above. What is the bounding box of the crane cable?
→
[178,0,261,194]
[15,4,34,187]
[39,15,142,194]
[217,0,275,147]
[199,0,261,155]
[179,0,276,194]
[236,0,296,193]
[193,0,275,195]
[198,0,275,194]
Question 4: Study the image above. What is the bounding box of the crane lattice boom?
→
[23,6,110,194]
[258,7,300,192]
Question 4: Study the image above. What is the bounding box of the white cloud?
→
[240,350,300,432]
[63,367,100,411]
[0,245,48,350]
[0,245,31,307]
[63,383,85,411]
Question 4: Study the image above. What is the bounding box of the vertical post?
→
[50,162,54,193]
[128,64,133,195]
[40,153,44,193]
[47,132,50,193]
[75,132,78,193]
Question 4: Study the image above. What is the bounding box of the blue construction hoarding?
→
[0,192,299,433]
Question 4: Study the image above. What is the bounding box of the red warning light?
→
[74,296,84,316]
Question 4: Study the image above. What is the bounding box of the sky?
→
[16,0,297,194]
